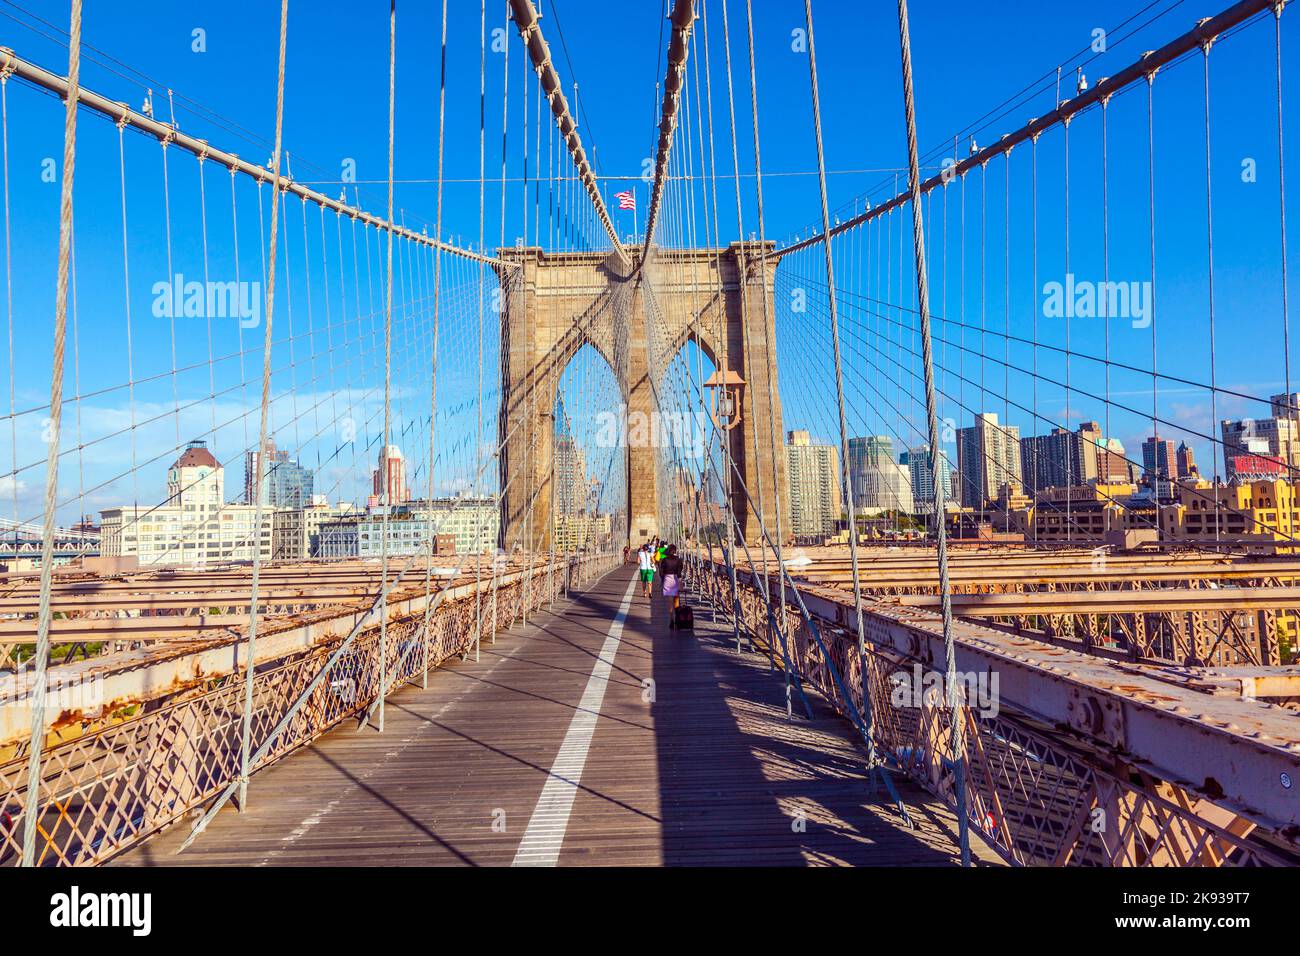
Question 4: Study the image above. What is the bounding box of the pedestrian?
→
[659,544,684,627]
[637,543,655,598]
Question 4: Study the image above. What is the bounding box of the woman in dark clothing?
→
[659,544,684,627]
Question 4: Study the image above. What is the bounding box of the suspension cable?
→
[21,0,82,869]
[895,0,969,865]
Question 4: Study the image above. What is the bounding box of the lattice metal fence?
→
[688,559,1293,867]
[0,552,617,866]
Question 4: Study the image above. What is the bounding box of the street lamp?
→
[703,367,745,432]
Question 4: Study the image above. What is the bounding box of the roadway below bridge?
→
[113,565,998,867]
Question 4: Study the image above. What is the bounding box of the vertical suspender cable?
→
[1146,71,1160,484]
[1277,5,1291,404]
[421,0,450,683]
[895,0,969,866]
[474,0,486,660]
[1003,153,1010,482]
[698,1,743,649]
[1030,132,1038,524]
[801,0,876,754]
[719,0,770,628]
[198,156,216,437]
[1063,115,1071,540]
[492,0,510,642]
[160,115,180,446]
[22,0,82,868]
[1202,42,1220,543]
[232,171,249,462]
[1102,98,1111,446]
[239,0,291,808]
[1,72,12,562]
[743,0,788,651]
[379,0,397,733]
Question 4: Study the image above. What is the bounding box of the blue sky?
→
[1,0,1296,524]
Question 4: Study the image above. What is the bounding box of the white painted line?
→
[512,575,638,867]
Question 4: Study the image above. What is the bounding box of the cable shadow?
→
[652,591,965,866]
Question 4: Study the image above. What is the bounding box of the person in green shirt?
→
[637,544,655,597]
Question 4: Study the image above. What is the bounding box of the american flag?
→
[615,190,636,211]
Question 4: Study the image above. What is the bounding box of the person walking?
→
[637,543,655,598]
[659,544,684,628]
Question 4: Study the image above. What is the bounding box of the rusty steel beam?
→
[797,568,1300,590]
[747,544,1268,567]
[0,558,513,615]
[1142,666,1300,700]
[748,546,1263,567]
[707,556,1300,838]
[507,0,628,263]
[0,566,530,629]
[641,0,695,256]
[0,558,567,746]
[0,614,283,641]
[2,589,404,615]
[891,586,1300,616]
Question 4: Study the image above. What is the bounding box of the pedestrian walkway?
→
[115,565,999,866]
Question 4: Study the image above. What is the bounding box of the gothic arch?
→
[496,242,784,549]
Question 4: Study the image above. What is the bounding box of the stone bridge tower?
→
[495,240,785,550]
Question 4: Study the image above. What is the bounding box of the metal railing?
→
[0,550,617,866]
[687,554,1296,867]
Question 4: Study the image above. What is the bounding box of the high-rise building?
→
[1020,422,1101,495]
[955,413,1022,508]
[786,430,842,537]
[243,443,268,505]
[554,434,588,516]
[1221,416,1300,482]
[244,440,315,508]
[1176,441,1198,479]
[168,439,224,511]
[371,444,408,505]
[1269,392,1300,420]
[100,440,272,567]
[554,513,613,552]
[847,436,913,513]
[847,435,893,502]
[904,444,953,509]
[1097,437,1136,483]
[1141,435,1178,481]
[864,460,915,513]
[269,456,312,508]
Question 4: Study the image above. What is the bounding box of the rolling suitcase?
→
[673,603,694,630]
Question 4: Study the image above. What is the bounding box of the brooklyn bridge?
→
[1,0,1298,871]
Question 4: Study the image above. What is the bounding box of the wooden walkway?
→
[114,565,1001,867]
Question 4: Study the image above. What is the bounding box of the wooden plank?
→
[112,566,999,867]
